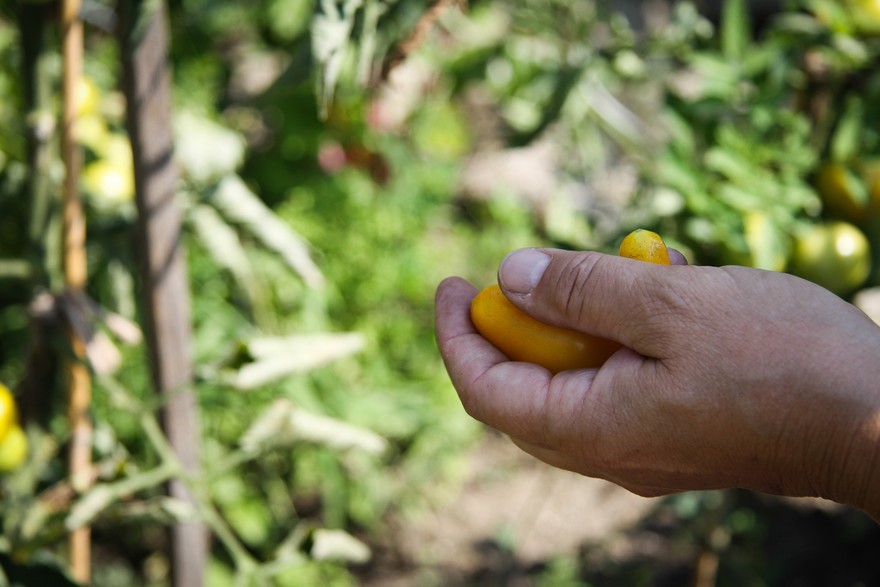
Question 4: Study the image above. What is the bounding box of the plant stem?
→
[137,405,259,574]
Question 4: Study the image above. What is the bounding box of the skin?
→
[435,248,880,520]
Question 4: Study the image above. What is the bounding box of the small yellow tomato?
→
[470,229,672,373]
[618,229,671,264]
[76,77,101,118]
[0,425,27,473]
[0,383,18,444]
[82,159,135,205]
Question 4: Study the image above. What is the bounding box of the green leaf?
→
[208,174,324,288]
[721,0,751,62]
[188,203,259,304]
[830,95,865,163]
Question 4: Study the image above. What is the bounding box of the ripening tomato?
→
[789,221,872,295]
[618,229,672,265]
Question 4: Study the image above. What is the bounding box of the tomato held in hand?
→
[618,229,672,265]
[470,229,671,374]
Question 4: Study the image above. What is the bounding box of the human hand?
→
[435,248,880,519]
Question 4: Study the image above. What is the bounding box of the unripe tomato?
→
[847,0,880,33]
[816,161,880,224]
[0,425,28,473]
[789,221,872,295]
[0,383,18,444]
[470,229,671,373]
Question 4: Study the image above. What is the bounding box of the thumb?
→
[497,248,689,358]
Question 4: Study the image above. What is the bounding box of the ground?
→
[355,431,880,586]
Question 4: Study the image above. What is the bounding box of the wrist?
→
[832,412,880,520]
[810,332,880,520]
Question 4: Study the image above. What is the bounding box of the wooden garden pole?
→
[119,1,208,585]
[60,0,93,582]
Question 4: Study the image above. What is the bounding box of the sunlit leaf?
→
[66,485,115,530]
[234,332,366,389]
[309,528,371,563]
[207,174,324,288]
[240,398,387,455]
[189,203,259,304]
[721,0,751,63]
[174,111,246,183]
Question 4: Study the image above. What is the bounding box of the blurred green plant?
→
[3,0,880,584]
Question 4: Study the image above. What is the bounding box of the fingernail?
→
[499,249,551,294]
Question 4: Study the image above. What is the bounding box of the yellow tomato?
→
[618,229,671,264]
[789,221,872,295]
[76,77,101,118]
[82,159,135,205]
[0,425,28,473]
[0,383,18,444]
[470,284,623,373]
[470,229,671,373]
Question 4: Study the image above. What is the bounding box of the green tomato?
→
[848,0,880,33]
[789,221,872,295]
[816,161,880,224]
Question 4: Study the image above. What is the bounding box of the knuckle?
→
[555,253,607,325]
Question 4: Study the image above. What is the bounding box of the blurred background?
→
[1,0,880,585]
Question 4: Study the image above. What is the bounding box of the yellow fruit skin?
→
[618,229,671,264]
[470,229,671,373]
[0,425,28,473]
[471,285,622,373]
[0,384,18,444]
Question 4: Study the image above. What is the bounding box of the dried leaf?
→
[234,332,365,389]
[241,398,387,455]
[66,485,115,530]
[209,174,324,288]
[310,528,371,563]
[189,202,259,304]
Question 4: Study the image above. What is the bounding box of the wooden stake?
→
[119,1,208,584]
[61,0,92,582]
